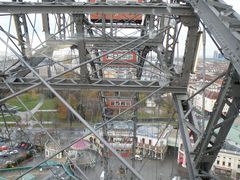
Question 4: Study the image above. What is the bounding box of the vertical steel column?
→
[57,13,66,39]
[84,18,101,78]
[102,117,109,180]
[13,11,32,57]
[201,29,206,132]
[173,94,200,180]
[194,65,240,174]
[99,92,110,180]
[164,20,177,68]
[137,15,153,78]
[176,16,199,86]
[74,14,89,82]
[131,94,139,180]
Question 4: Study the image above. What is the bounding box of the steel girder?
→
[187,0,240,76]
[0,77,186,94]
[173,93,201,180]
[46,37,163,50]
[98,90,110,179]
[41,3,51,40]
[173,65,240,179]
[73,14,90,82]
[193,65,240,175]
[0,2,193,16]
[136,15,152,79]
[84,17,101,78]
[13,14,32,57]
[174,16,199,86]
[57,13,67,40]
[164,20,178,68]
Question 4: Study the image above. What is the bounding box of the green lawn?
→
[40,98,57,110]
[6,93,41,112]
[34,111,58,122]
[0,115,21,122]
[6,93,58,112]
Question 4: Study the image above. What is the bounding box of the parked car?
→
[0,146,9,151]
[9,150,18,155]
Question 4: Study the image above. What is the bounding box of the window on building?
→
[180,144,183,151]
[90,137,94,143]
[222,161,225,166]
[238,164,240,169]
[149,139,152,145]
[217,160,219,165]
[228,162,231,167]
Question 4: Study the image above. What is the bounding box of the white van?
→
[135,155,143,160]
[100,171,105,180]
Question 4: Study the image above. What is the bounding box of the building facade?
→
[213,149,240,180]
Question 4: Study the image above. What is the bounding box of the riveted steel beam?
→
[187,0,240,75]
[0,77,187,93]
[0,2,194,16]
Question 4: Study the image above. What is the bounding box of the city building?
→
[213,149,240,179]
[87,120,174,160]
[213,50,225,61]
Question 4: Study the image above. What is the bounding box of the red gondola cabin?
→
[106,99,132,109]
[102,51,137,64]
[89,0,143,23]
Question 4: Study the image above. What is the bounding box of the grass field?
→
[0,115,21,122]
[6,93,41,112]
[6,93,57,112]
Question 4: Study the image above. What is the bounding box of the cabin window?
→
[149,139,152,145]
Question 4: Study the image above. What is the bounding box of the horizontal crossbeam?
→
[47,37,162,50]
[1,77,187,93]
[0,2,193,16]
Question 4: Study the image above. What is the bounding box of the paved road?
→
[75,147,189,180]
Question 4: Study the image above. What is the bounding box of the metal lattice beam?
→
[175,16,199,86]
[173,93,201,180]
[0,77,186,94]
[0,2,194,16]
[187,0,240,76]
[13,14,32,57]
[193,65,240,173]
[46,37,163,50]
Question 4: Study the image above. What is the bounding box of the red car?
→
[0,146,9,151]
